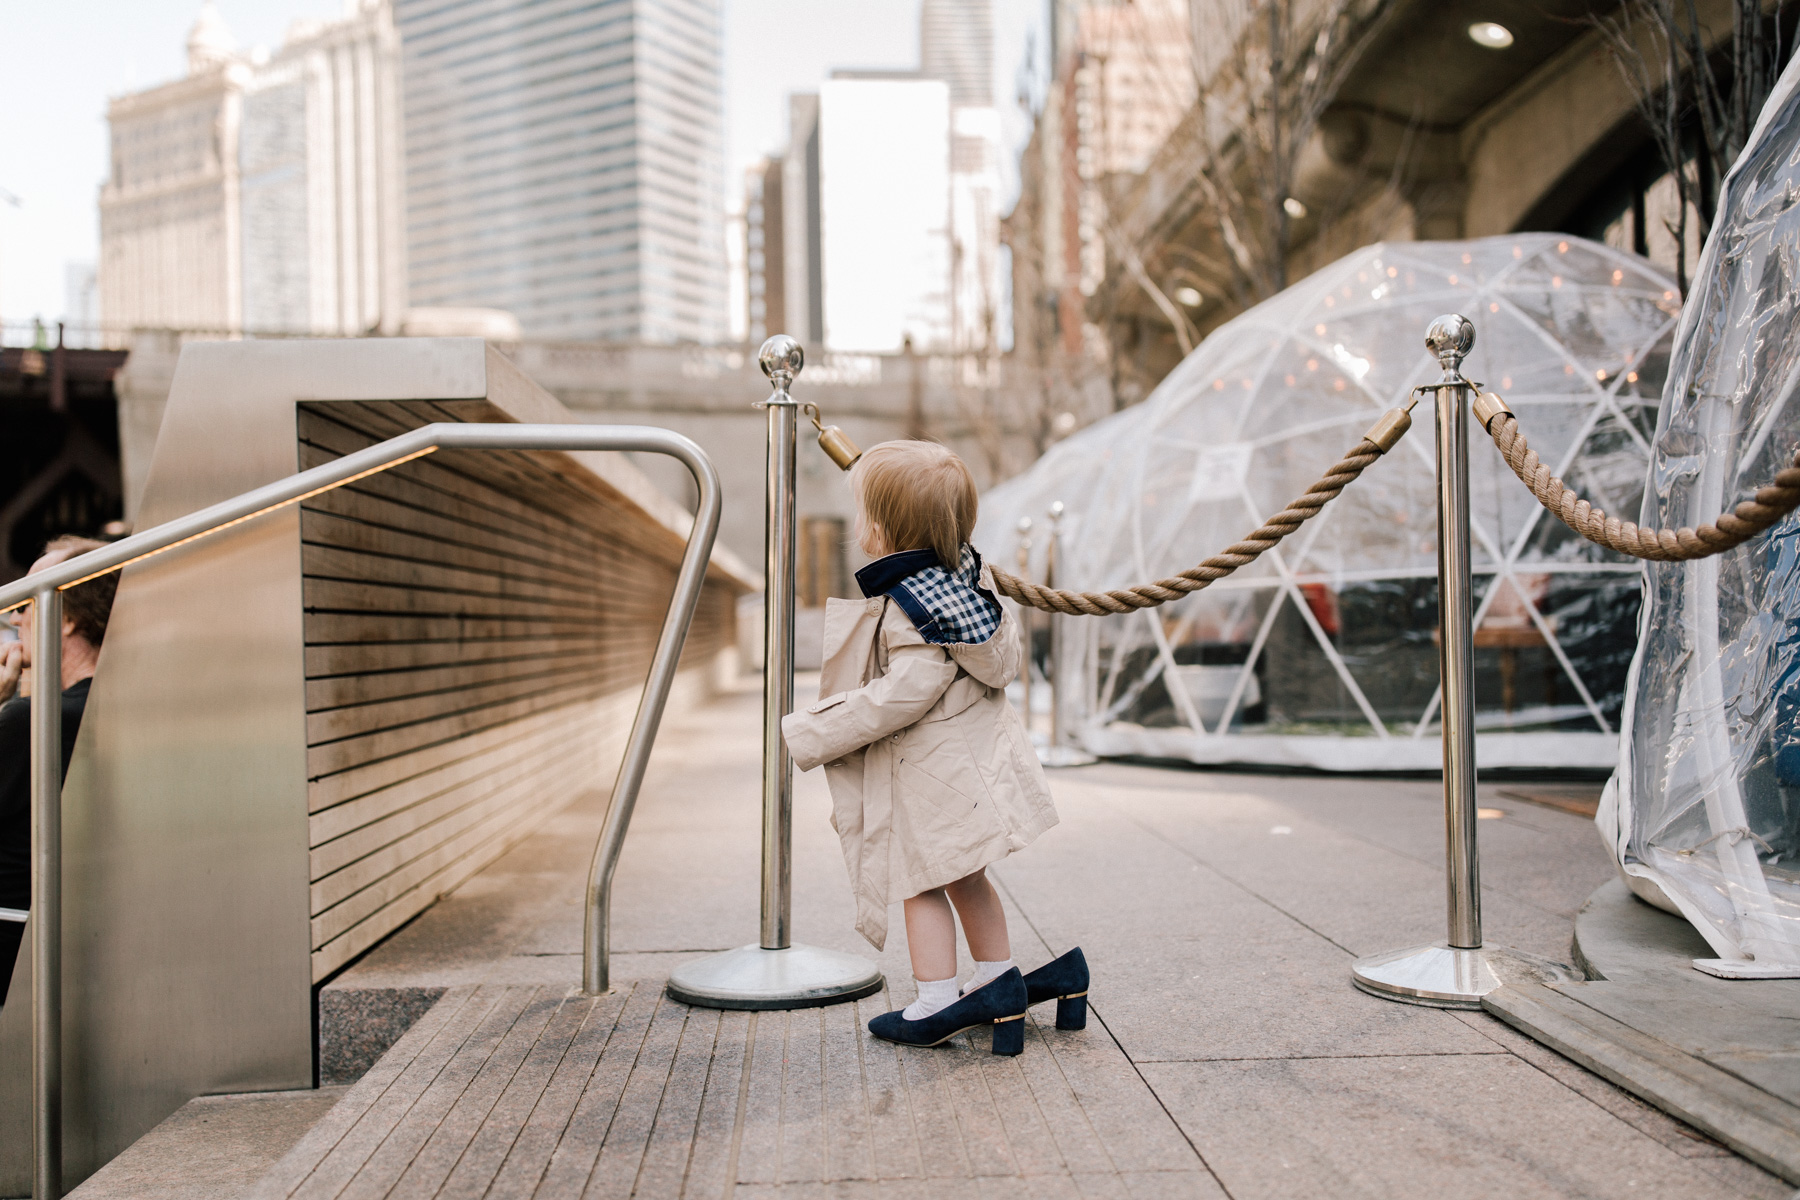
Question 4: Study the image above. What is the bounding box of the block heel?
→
[991,1014,1025,1056]
[1054,993,1087,1030]
[1021,948,1090,1032]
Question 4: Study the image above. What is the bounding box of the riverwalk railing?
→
[2,422,720,1200]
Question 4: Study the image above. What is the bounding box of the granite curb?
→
[1483,878,1800,1186]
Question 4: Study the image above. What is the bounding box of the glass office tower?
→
[395,0,726,343]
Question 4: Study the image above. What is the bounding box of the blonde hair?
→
[850,440,978,569]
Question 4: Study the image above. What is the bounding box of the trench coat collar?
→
[855,548,941,597]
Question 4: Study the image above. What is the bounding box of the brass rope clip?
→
[1360,385,1426,456]
[1470,390,1512,432]
[803,402,864,471]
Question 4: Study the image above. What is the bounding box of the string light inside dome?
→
[1468,21,1513,48]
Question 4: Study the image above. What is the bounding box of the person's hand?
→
[0,642,20,704]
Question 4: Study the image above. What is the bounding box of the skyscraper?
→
[921,0,993,107]
[743,157,784,345]
[922,0,1003,354]
[782,93,822,346]
[395,0,727,344]
[818,75,952,353]
[745,0,1004,355]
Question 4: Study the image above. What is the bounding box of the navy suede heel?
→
[868,968,1028,1056]
[1021,947,1089,1030]
[1054,994,1087,1030]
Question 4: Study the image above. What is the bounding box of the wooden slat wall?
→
[298,400,737,981]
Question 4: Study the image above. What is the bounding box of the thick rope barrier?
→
[1480,396,1800,562]
[986,391,1800,617]
[989,433,1389,615]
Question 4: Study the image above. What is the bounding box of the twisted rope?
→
[1485,409,1800,561]
[989,435,1385,614]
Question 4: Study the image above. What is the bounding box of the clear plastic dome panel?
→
[978,233,1678,771]
[1607,59,1800,971]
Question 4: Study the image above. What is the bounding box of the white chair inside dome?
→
[976,233,1679,772]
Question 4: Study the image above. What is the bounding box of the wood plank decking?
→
[251,983,1212,1200]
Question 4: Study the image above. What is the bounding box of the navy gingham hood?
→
[855,544,1002,646]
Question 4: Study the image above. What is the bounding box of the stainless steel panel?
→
[0,914,34,1178]
[0,338,745,1194]
[0,339,335,1188]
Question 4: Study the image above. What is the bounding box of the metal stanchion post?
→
[1014,518,1034,740]
[1351,315,1567,1007]
[760,343,800,950]
[666,336,884,1010]
[33,587,63,1200]
[1039,501,1095,769]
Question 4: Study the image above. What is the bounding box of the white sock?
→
[962,958,1015,995]
[903,976,960,1020]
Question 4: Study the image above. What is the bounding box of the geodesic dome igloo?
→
[975,234,1679,770]
[1603,59,1800,974]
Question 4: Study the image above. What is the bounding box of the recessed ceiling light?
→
[1469,21,1513,49]
[1283,196,1308,218]
[1174,286,1203,307]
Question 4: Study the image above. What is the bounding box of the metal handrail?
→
[10,422,721,1200]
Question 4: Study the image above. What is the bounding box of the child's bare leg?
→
[902,888,958,982]
[944,869,1010,961]
[945,869,1015,994]
[900,889,961,1020]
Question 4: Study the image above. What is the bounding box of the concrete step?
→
[66,1088,347,1200]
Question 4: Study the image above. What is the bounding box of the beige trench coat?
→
[781,566,1058,949]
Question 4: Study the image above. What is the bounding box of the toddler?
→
[782,440,1089,1056]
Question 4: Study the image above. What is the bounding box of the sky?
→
[0,0,1046,327]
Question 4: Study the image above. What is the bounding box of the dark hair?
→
[44,536,117,647]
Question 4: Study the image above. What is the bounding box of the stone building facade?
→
[1009,0,1737,412]
[99,1,406,338]
[98,5,246,336]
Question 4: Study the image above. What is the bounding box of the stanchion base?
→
[1351,942,1577,1009]
[1038,745,1098,768]
[666,943,884,1010]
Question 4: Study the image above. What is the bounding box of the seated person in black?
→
[0,537,117,1007]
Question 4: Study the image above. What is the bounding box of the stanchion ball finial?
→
[1425,314,1475,370]
[759,335,804,389]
